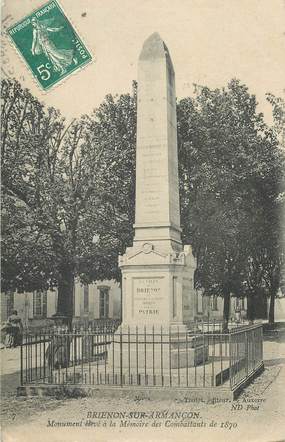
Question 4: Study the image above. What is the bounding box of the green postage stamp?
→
[7,0,92,90]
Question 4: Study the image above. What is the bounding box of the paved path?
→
[1,347,21,375]
[1,347,21,395]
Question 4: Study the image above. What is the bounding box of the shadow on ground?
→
[263,333,285,343]
[264,358,285,367]
[1,371,21,395]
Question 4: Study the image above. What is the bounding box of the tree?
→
[73,88,137,285]
[1,78,136,324]
[264,93,285,324]
[1,78,65,294]
[178,80,283,328]
[267,93,285,147]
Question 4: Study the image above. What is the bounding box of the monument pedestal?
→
[119,242,197,327]
[110,242,208,371]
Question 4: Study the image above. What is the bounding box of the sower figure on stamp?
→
[31,17,77,75]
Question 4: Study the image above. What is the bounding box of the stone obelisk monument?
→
[134,32,181,252]
[119,33,197,331]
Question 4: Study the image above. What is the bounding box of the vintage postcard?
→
[1,1,285,442]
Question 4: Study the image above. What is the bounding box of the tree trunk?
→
[247,294,254,323]
[56,265,74,328]
[118,274,123,322]
[223,289,230,332]
[268,292,275,325]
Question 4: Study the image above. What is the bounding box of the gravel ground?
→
[1,337,285,442]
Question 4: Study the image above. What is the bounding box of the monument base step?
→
[108,343,209,369]
[112,325,205,346]
[45,356,235,389]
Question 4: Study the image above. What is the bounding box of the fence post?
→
[260,325,263,362]
[177,325,180,387]
[169,327,172,387]
[194,320,197,387]
[245,329,248,377]
[112,327,115,384]
[144,325,147,386]
[43,334,46,382]
[20,338,23,386]
[152,325,155,386]
[161,325,164,387]
[202,326,205,387]
[104,326,107,384]
[186,327,188,387]
[136,326,139,384]
[229,332,232,389]
[88,327,91,384]
[211,330,215,387]
[120,328,123,387]
[128,326,131,385]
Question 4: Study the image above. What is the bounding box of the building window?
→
[235,297,245,311]
[197,291,203,314]
[99,286,109,319]
[6,292,14,318]
[43,292,47,317]
[173,277,177,318]
[33,291,47,318]
[211,295,218,311]
[83,285,89,313]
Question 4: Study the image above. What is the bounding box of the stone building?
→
[1,279,121,326]
[1,283,284,327]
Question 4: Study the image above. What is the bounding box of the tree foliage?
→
[178,80,284,325]
[1,78,136,320]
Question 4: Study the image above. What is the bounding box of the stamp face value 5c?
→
[7,0,92,90]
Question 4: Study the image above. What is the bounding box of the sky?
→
[2,0,285,123]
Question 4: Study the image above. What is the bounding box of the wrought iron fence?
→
[20,322,263,391]
[71,318,121,333]
[21,318,121,336]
